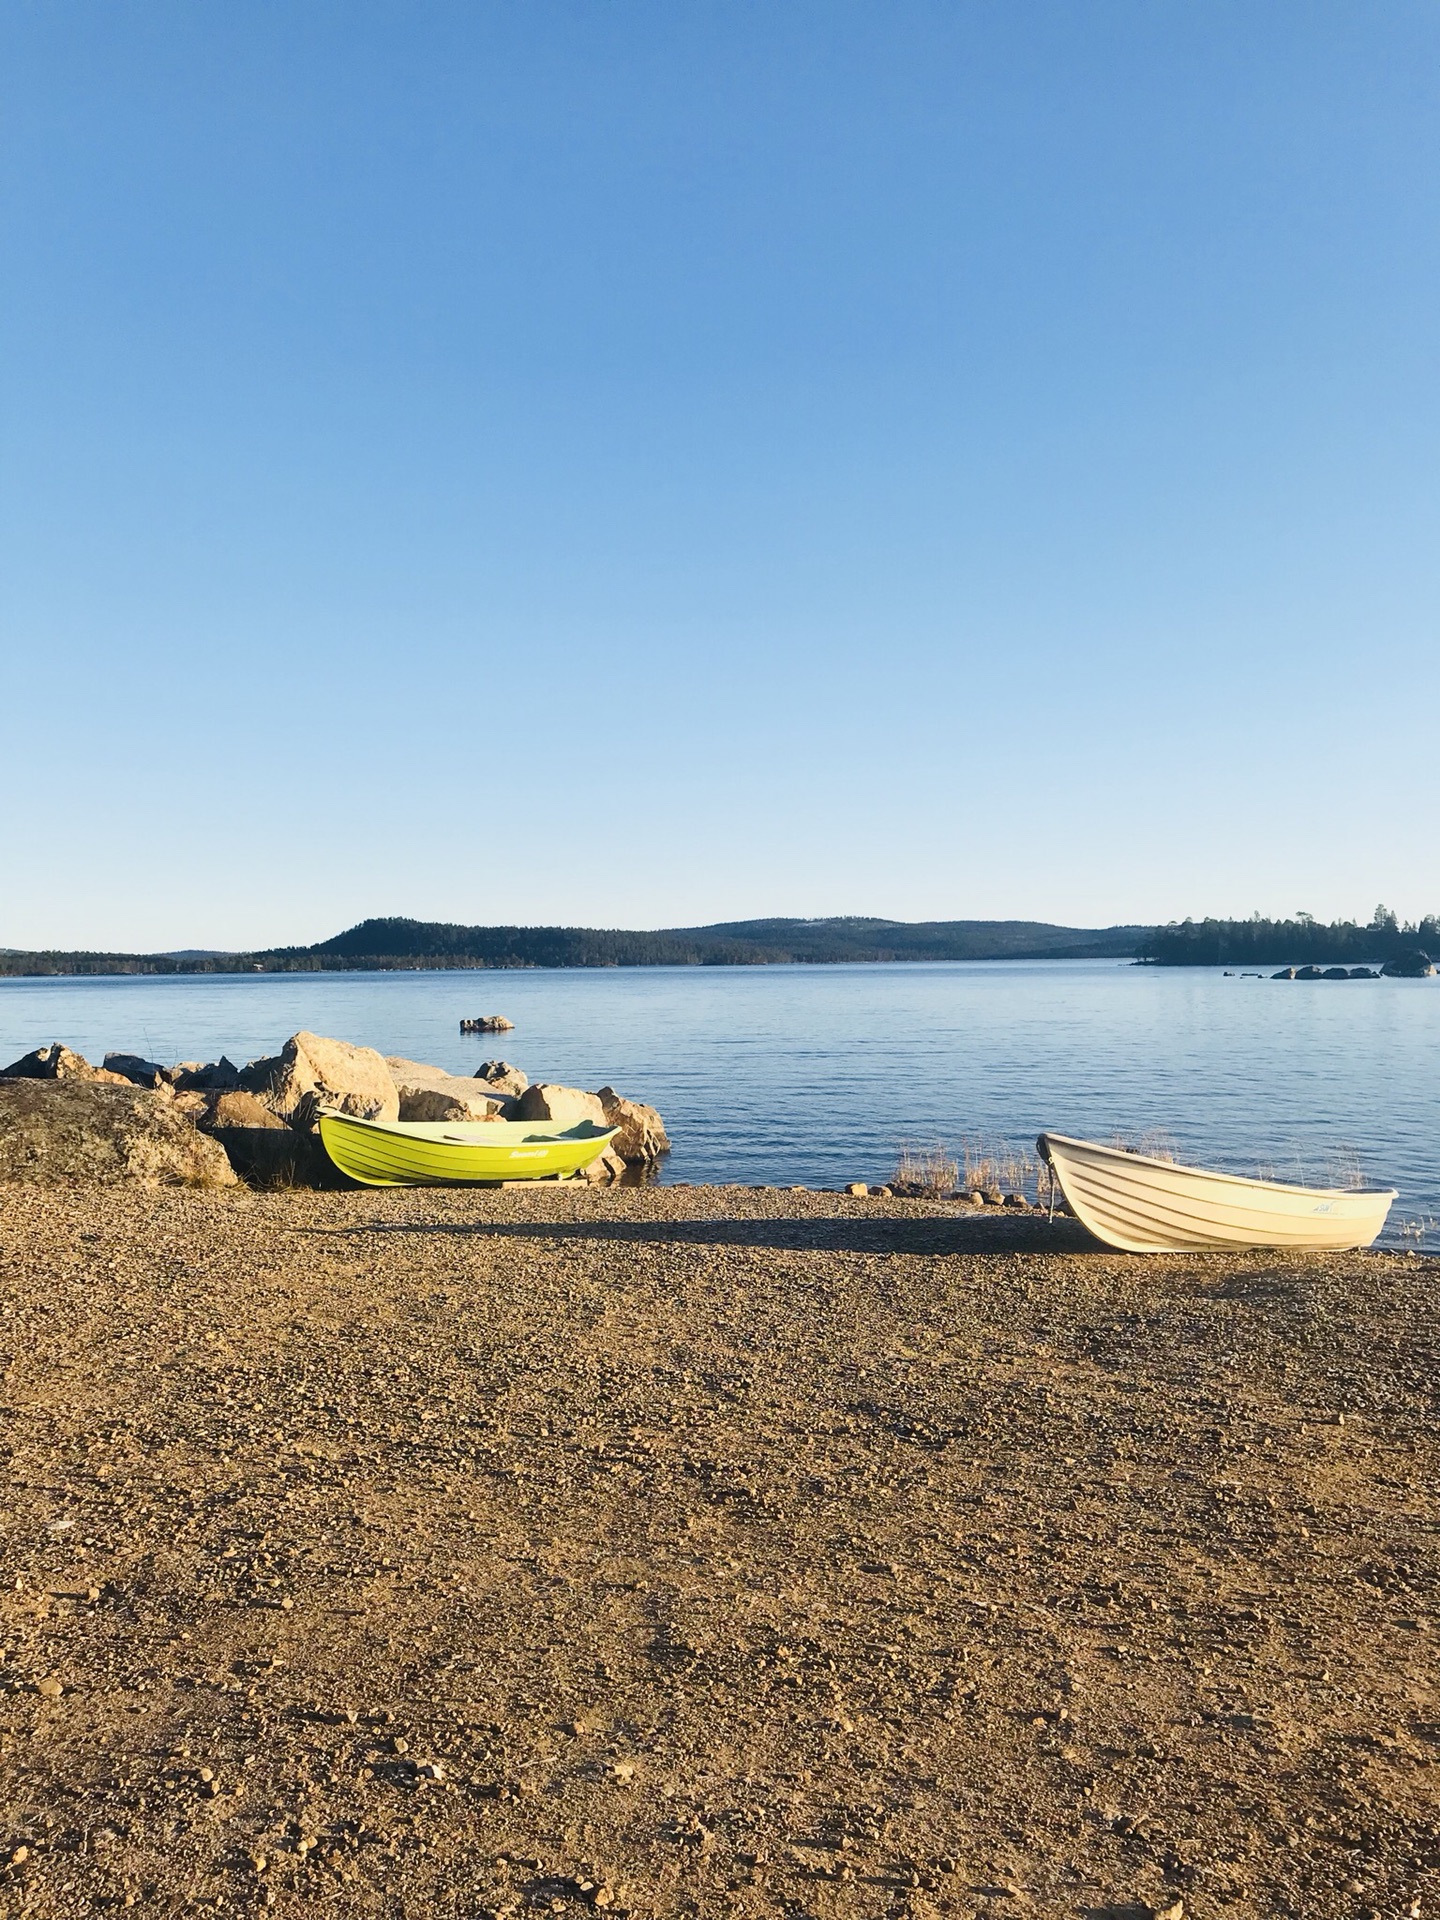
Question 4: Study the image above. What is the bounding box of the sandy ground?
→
[0,1183,1436,1920]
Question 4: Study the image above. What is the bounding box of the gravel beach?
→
[0,1183,1436,1919]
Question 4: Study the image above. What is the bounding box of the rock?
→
[171,1057,241,1091]
[596,1087,671,1162]
[1271,966,1296,979]
[846,1183,870,1198]
[35,1675,63,1699]
[1295,964,1326,980]
[474,1060,529,1095]
[1382,948,1434,978]
[1348,966,1378,979]
[514,1083,610,1130]
[0,1079,238,1188]
[212,1123,330,1189]
[385,1058,511,1122]
[579,1144,629,1184]
[460,1015,514,1033]
[1,1044,132,1086]
[1002,1192,1030,1208]
[1322,966,1351,980]
[102,1052,169,1089]
[240,1032,399,1125]
[197,1090,287,1132]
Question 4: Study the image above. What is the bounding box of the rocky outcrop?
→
[474,1061,529,1095]
[514,1083,610,1131]
[0,1079,238,1189]
[240,1032,399,1125]
[460,1015,514,1033]
[2,1044,134,1086]
[385,1058,512,1122]
[597,1087,671,1162]
[1382,948,1434,978]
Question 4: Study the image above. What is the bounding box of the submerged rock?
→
[0,1079,237,1188]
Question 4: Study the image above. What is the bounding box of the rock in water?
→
[1382,948,1434,978]
[2,1044,133,1086]
[0,1080,238,1188]
[240,1032,399,1124]
[596,1087,671,1163]
[385,1057,512,1121]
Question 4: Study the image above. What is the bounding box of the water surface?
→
[2,962,1434,1240]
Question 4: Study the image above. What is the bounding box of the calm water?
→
[2,962,1435,1240]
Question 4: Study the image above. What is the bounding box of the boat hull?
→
[318,1112,619,1187]
[1037,1132,1396,1254]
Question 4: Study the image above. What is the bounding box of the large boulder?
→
[2,1044,133,1086]
[240,1031,399,1125]
[0,1079,238,1189]
[474,1060,529,1095]
[386,1057,512,1122]
[597,1086,671,1163]
[1382,948,1435,978]
[514,1083,610,1131]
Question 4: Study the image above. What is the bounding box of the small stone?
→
[198,1766,214,1782]
[36,1675,63,1699]
[417,1760,445,1781]
[391,1736,409,1754]
[845,1183,869,1198]
[10,1846,29,1865]
[608,1760,635,1781]
[86,1585,102,1603]
[279,1596,294,1611]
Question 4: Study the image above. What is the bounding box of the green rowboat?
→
[318,1110,619,1187]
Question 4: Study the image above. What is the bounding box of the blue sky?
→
[2,2,1437,949]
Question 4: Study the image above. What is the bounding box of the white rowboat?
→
[1036,1131,1397,1254]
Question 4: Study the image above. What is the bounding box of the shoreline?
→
[2,1182,1435,1917]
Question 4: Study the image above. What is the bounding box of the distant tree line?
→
[1140,907,1439,968]
[0,914,1148,975]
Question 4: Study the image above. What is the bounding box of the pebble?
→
[36,1676,63,1699]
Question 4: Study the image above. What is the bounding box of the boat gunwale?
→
[317,1108,619,1148]
[1036,1131,1397,1204]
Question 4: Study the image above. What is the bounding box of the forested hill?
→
[1140,910,1439,968]
[0,915,1149,975]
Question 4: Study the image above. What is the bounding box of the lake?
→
[1,961,1435,1242]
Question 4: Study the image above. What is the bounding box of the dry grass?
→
[888,1141,958,1198]
[959,1135,1038,1199]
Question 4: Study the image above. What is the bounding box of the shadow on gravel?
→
[318,1213,1106,1257]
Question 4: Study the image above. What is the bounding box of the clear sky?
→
[2,2,1437,950]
